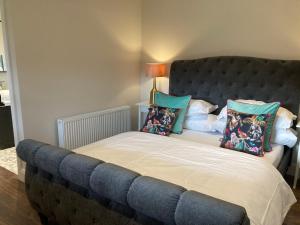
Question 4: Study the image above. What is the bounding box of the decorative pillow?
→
[217,99,296,129]
[154,92,191,134]
[213,119,298,148]
[186,99,218,116]
[141,106,179,136]
[227,100,280,152]
[220,109,270,156]
[217,100,265,120]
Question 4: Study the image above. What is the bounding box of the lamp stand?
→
[149,77,157,105]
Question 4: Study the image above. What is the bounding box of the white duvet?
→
[74,132,296,225]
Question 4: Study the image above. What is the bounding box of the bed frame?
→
[17,56,300,225]
[169,56,300,175]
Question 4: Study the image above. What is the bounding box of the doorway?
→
[0,7,16,174]
[0,0,24,177]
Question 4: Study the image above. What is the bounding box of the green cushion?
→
[227,100,280,152]
[154,92,191,134]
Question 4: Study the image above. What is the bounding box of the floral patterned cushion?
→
[141,106,180,136]
[220,109,270,157]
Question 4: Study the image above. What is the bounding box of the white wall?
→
[5,0,142,145]
[0,73,7,89]
[4,0,300,146]
[0,22,8,89]
[141,0,300,100]
[141,0,300,171]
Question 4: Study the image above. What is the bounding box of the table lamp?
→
[145,63,168,104]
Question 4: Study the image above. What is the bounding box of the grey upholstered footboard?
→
[17,139,250,225]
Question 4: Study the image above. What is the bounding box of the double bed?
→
[171,129,285,168]
[74,131,295,225]
[17,56,300,225]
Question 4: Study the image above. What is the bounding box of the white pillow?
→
[271,128,298,148]
[212,119,227,134]
[184,114,217,132]
[186,99,218,116]
[217,99,297,129]
[185,114,209,120]
[274,108,297,128]
[217,106,227,120]
[212,119,298,148]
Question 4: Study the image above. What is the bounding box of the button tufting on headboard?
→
[169,56,300,115]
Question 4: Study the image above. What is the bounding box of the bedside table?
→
[136,101,150,130]
[293,121,300,189]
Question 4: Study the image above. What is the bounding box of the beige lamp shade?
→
[145,63,168,77]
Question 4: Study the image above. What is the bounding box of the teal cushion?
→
[227,100,280,152]
[154,92,191,134]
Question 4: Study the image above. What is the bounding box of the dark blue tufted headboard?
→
[169,56,300,115]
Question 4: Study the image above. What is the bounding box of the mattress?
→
[171,129,285,168]
[74,132,296,225]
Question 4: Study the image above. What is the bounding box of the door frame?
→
[0,0,25,179]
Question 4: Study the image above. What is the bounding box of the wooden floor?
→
[284,177,300,225]
[0,167,40,225]
[0,166,299,225]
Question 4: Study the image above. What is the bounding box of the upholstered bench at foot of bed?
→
[17,139,250,225]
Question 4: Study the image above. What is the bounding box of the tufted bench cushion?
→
[127,176,186,225]
[175,191,249,225]
[90,163,140,206]
[17,139,46,166]
[35,145,72,176]
[59,153,103,189]
[17,139,250,225]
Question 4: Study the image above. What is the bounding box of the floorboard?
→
[284,177,300,225]
[0,167,40,225]
[0,166,299,225]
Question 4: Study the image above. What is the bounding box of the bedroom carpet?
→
[0,147,17,174]
[0,166,299,225]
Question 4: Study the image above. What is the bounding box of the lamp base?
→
[149,77,157,105]
[149,88,157,105]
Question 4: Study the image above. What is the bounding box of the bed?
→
[171,129,285,168]
[17,56,300,225]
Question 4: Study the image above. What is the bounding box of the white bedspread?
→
[74,132,296,225]
[170,129,285,168]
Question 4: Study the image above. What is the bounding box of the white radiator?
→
[57,106,131,149]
